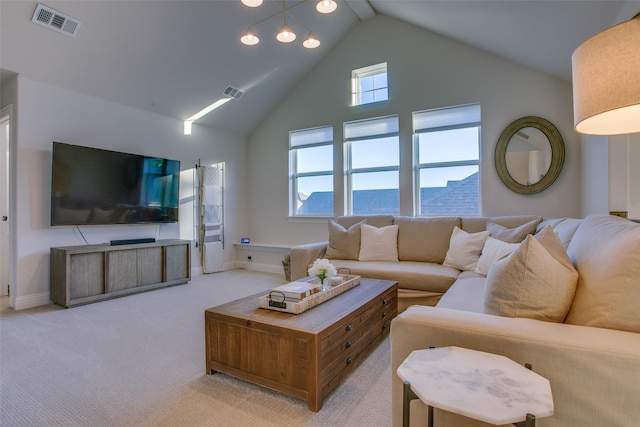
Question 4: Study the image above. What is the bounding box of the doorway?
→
[1,106,11,299]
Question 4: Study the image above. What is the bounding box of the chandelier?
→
[240,0,337,49]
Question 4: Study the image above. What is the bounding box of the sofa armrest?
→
[290,241,328,280]
[391,306,640,427]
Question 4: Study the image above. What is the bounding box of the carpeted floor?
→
[0,270,392,426]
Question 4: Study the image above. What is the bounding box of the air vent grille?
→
[223,86,244,100]
[32,4,81,37]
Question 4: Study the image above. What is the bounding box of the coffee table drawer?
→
[319,286,397,397]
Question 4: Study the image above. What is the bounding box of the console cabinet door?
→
[137,247,163,286]
[69,252,105,299]
[165,244,189,281]
[106,249,137,292]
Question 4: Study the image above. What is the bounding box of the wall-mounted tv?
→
[51,142,181,226]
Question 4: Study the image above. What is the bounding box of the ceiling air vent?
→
[32,4,81,37]
[223,86,244,100]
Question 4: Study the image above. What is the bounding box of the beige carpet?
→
[0,270,391,426]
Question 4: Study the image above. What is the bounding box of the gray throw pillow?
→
[325,219,364,260]
[487,218,541,243]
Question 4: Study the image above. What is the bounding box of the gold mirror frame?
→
[495,116,565,194]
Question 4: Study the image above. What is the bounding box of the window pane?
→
[419,166,479,215]
[374,73,387,89]
[351,136,398,169]
[360,91,374,105]
[374,88,388,102]
[360,75,374,92]
[297,145,332,173]
[418,127,479,164]
[352,171,398,215]
[295,175,333,215]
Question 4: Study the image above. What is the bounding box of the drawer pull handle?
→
[346,340,352,348]
[381,312,387,318]
[382,323,387,330]
[346,357,353,365]
[346,324,352,331]
[382,298,387,305]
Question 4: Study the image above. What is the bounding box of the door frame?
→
[1,105,16,307]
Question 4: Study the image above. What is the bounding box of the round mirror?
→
[495,116,565,194]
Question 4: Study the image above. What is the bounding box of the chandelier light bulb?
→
[316,0,337,14]
[241,0,263,7]
[303,33,320,49]
[240,29,259,45]
[276,25,296,43]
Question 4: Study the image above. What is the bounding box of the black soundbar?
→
[110,238,156,246]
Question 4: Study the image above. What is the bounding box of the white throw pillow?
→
[358,224,399,262]
[474,237,520,276]
[443,226,490,271]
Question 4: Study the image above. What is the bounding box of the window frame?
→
[413,104,481,216]
[344,115,400,215]
[351,62,389,106]
[289,125,334,217]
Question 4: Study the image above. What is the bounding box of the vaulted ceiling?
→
[1,1,637,135]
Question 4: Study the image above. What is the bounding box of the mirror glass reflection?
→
[505,127,552,186]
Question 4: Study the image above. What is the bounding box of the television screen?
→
[51,142,181,226]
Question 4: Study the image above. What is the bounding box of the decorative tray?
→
[258,274,361,314]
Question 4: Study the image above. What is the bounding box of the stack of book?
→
[269,281,320,302]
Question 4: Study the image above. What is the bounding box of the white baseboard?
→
[13,292,52,310]
[235,261,286,276]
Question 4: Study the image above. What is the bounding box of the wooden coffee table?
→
[205,278,397,411]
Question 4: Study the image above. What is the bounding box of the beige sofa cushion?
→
[325,220,363,260]
[394,216,461,263]
[484,227,578,322]
[359,224,399,261]
[337,215,393,229]
[328,259,460,294]
[442,226,489,271]
[487,218,541,243]
[536,217,582,250]
[436,272,486,313]
[565,215,640,333]
[460,215,541,234]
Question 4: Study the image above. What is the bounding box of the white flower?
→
[308,258,337,280]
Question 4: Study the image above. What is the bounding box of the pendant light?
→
[276,11,296,43]
[302,33,320,49]
[316,0,337,14]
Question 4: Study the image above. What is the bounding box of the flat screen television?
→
[51,142,181,226]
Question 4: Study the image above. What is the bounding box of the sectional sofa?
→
[290,214,640,426]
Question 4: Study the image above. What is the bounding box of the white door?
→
[0,110,10,296]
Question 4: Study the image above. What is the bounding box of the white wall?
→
[247,15,581,246]
[580,135,610,216]
[608,132,640,220]
[11,76,249,309]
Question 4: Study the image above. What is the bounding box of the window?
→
[289,126,333,216]
[345,115,399,215]
[352,63,388,106]
[413,104,481,215]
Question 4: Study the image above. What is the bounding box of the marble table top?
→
[397,346,554,425]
